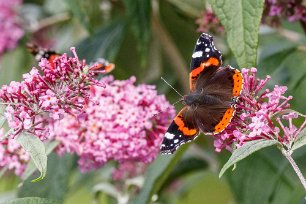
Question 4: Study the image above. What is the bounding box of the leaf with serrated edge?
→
[292,128,306,151]
[208,0,264,67]
[219,139,278,177]
[17,133,47,182]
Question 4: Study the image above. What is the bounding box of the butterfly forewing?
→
[189,33,222,92]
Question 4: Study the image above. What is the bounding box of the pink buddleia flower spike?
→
[0,128,30,176]
[0,47,107,139]
[49,75,175,173]
[196,9,224,34]
[263,0,306,26]
[213,68,306,152]
[0,0,24,57]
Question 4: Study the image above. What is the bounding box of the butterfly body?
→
[160,33,243,154]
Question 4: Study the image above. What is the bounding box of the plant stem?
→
[31,12,70,33]
[282,149,306,191]
[151,4,189,93]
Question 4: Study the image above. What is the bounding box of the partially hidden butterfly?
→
[27,44,115,73]
[160,33,243,154]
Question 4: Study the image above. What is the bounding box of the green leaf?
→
[18,154,73,203]
[16,133,47,182]
[0,129,13,141]
[225,149,306,204]
[0,46,33,86]
[219,139,278,177]
[269,50,306,111]
[208,0,264,67]
[123,0,151,61]
[22,141,59,181]
[166,0,205,18]
[292,127,306,151]
[159,157,208,192]
[64,0,102,32]
[77,18,127,62]
[2,197,58,204]
[132,144,189,204]
[92,183,121,199]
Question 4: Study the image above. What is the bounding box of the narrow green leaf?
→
[123,0,151,61]
[166,0,204,18]
[17,133,47,182]
[292,127,306,151]
[77,18,127,62]
[159,157,208,192]
[219,139,278,177]
[92,183,121,199]
[208,0,264,67]
[2,197,58,204]
[132,144,189,204]
[18,154,73,203]
[22,141,59,181]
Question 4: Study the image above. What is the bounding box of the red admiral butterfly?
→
[27,44,115,73]
[27,44,61,69]
[160,33,243,154]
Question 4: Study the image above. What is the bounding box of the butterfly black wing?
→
[189,33,222,92]
[160,107,199,154]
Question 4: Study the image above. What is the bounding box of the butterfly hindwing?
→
[189,33,222,91]
[160,107,199,154]
[193,66,243,134]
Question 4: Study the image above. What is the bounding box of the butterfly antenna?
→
[161,77,183,98]
[151,98,182,118]
[152,77,184,119]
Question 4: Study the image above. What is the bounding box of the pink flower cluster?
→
[0,129,30,176]
[196,9,224,34]
[0,48,105,138]
[50,75,175,174]
[213,68,303,152]
[263,0,306,26]
[0,0,23,56]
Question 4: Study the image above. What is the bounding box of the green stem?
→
[151,9,189,93]
[282,149,306,191]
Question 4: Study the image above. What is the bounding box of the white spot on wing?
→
[165,132,175,140]
[205,48,210,52]
[192,51,203,58]
[174,139,179,143]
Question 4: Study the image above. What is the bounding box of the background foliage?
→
[1,0,306,203]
